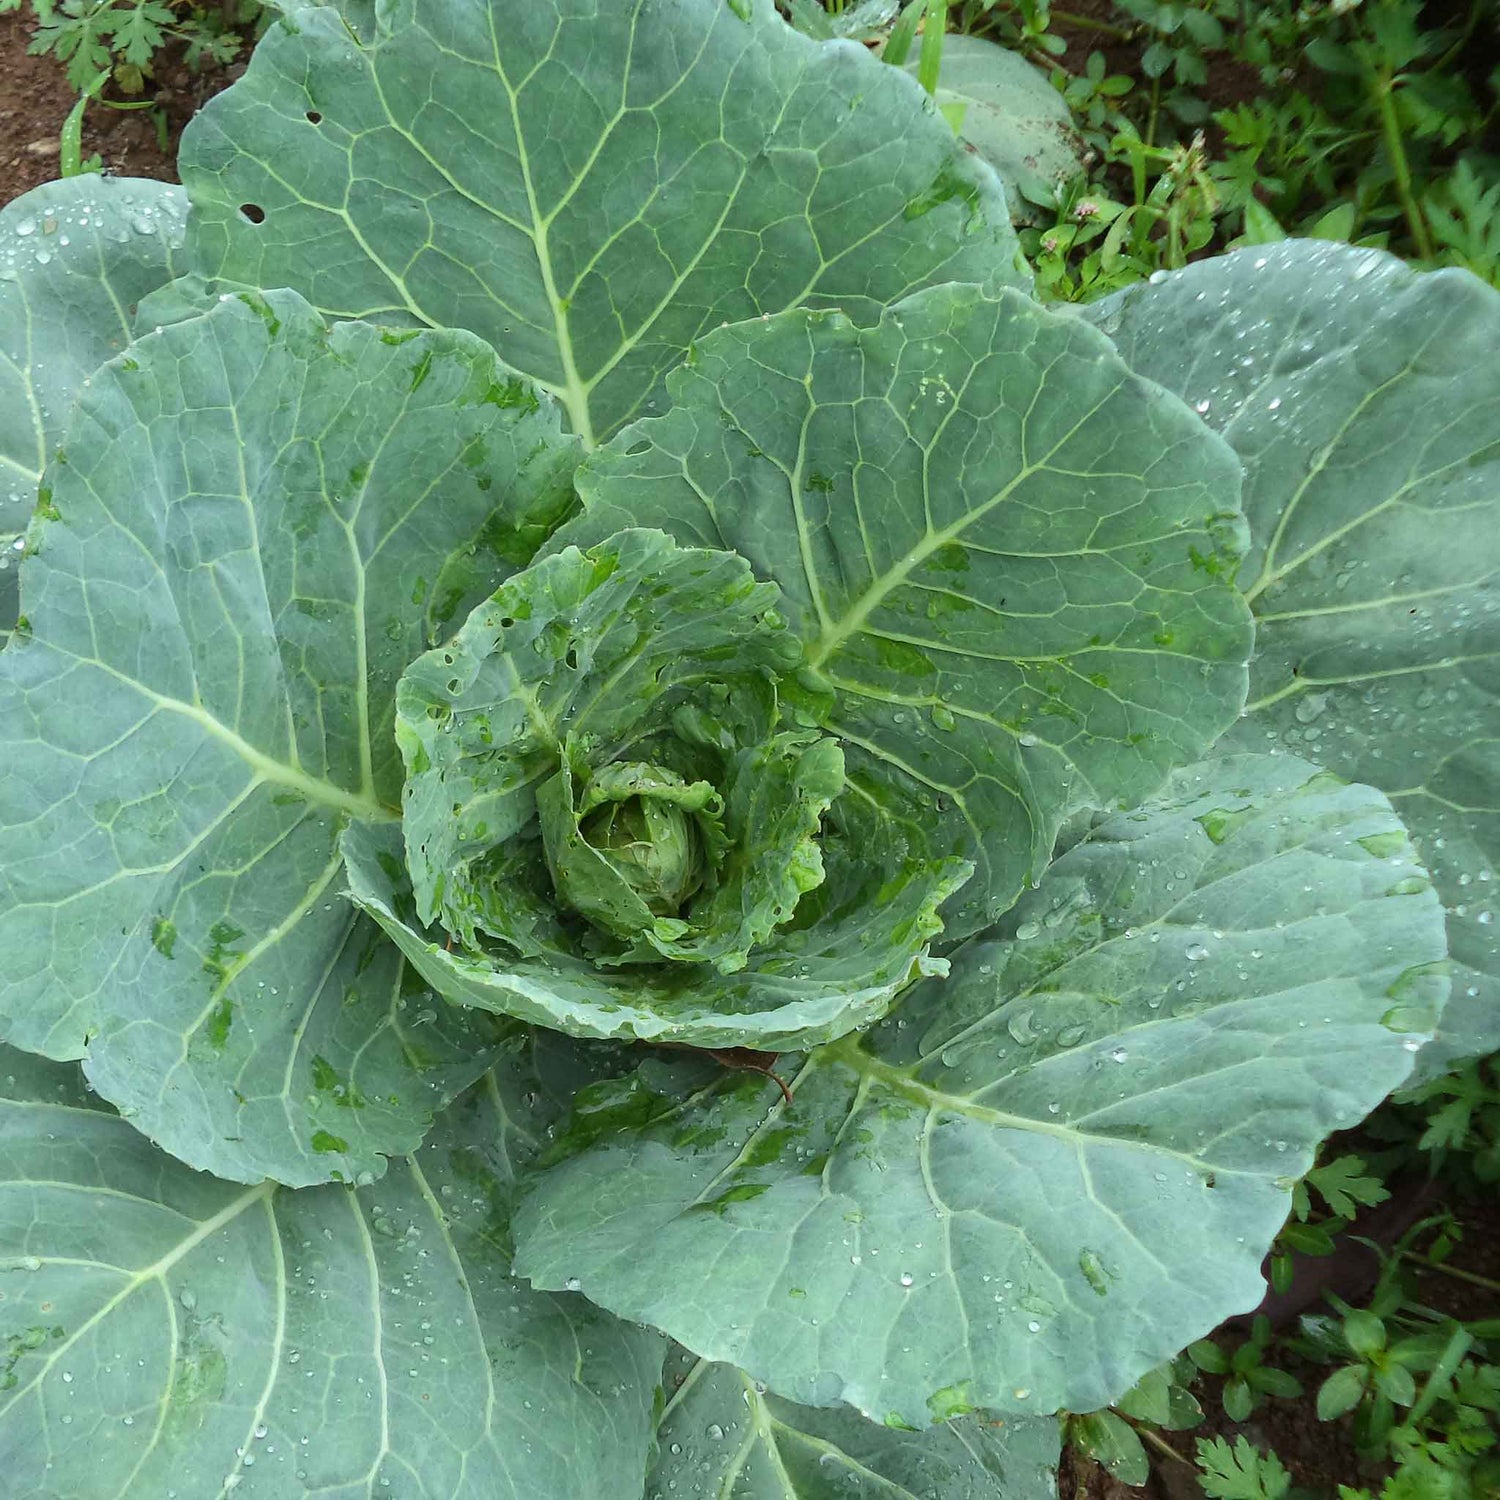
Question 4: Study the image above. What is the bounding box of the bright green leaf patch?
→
[344,530,972,1048]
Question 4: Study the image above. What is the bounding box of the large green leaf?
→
[649,1346,1060,1499]
[513,755,1447,1424]
[1085,243,1500,1079]
[0,1040,664,1497]
[0,289,579,1185]
[0,177,187,637]
[556,283,1255,939]
[177,0,1023,447]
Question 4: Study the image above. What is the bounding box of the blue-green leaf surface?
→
[0,177,187,636]
[649,1346,1060,1499]
[1086,242,1500,1079]
[557,283,1255,939]
[513,755,1447,1424]
[0,1041,663,1497]
[177,0,1023,446]
[0,289,579,1184]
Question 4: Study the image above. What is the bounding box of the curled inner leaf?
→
[564,759,724,920]
[344,529,968,1049]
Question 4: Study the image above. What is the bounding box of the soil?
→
[0,10,242,209]
[1002,0,1266,126]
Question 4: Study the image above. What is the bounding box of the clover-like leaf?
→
[1087,242,1500,1079]
[0,288,579,1184]
[178,0,1023,446]
[650,1346,1060,1498]
[513,755,1447,1424]
[343,529,971,1049]
[0,177,188,635]
[558,283,1255,939]
[0,1041,663,1496]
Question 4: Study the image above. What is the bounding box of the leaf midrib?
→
[487,10,593,445]
[822,1035,1217,1174]
[42,642,397,823]
[804,374,1127,671]
[0,1178,274,1423]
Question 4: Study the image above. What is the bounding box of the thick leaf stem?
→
[1401,1251,1500,1295]
[1372,72,1433,259]
[1131,1423,1193,1469]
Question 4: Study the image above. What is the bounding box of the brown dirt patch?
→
[1007,0,1265,125]
[1,9,242,209]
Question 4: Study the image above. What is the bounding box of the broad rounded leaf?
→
[0,177,187,635]
[178,0,1024,446]
[0,288,579,1183]
[902,36,1085,223]
[557,283,1255,938]
[651,1346,1060,1498]
[513,755,1447,1423]
[1087,243,1500,1079]
[0,1043,663,1497]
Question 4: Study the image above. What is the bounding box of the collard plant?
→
[0,0,1494,1494]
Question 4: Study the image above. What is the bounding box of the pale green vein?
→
[216,1194,287,1500]
[79,650,395,822]
[170,846,345,1071]
[408,1156,497,1440]
[111,1286,179,1500]
[487,14,593,444]
[0,1182,274,1422]
[349,1188,394,1490]
[806,384,1130,668]
[1243,653,1493,715]
[766,1422,925,1499]
[824,1034,1216,1176]
[745,1379,799,1498]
